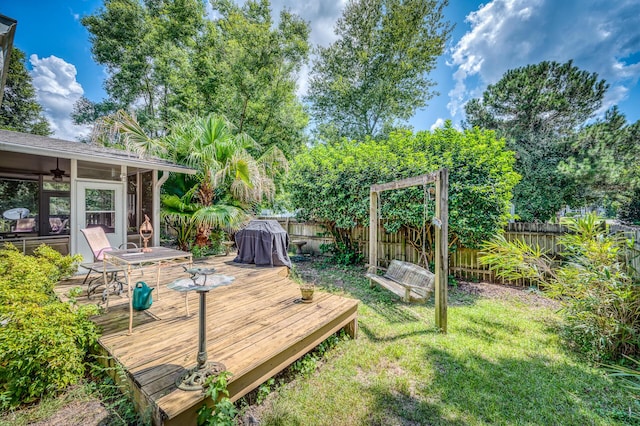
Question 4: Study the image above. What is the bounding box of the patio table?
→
[103,247,193,334]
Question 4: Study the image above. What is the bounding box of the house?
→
[0,129,194,263]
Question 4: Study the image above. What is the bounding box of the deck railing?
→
[0,234,70,255]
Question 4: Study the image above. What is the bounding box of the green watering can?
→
[132,281,154,311]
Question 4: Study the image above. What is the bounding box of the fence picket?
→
[259,217,640,285]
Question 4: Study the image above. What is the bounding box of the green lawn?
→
[256,260,639,426]
[2,259,638,425]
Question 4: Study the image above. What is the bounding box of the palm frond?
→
[98,110,167,158]
[192,204,247,231]
[258,145,289,175]
[160,194,199,214]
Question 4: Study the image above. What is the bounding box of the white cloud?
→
[29,55,91,141]
[430,118,445,131]
[270,0,347,47]
[448,0,640,121]
[296,63,311,97]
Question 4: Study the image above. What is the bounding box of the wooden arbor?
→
[368,170,449,332]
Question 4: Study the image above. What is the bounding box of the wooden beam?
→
[370,171,439,193]
[368,191,378,270]
[434,169,449,333]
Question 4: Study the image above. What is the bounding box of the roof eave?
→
[0,141,196,175]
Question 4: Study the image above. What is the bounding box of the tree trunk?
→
[194,224,211,248]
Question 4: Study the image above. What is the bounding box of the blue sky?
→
[2,0,640,140]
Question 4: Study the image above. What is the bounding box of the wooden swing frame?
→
[368,169,449,332]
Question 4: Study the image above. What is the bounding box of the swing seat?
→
[366,260,435,303]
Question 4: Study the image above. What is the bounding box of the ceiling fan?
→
[50,158,65,182]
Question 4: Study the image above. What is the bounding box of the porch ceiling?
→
[0,129,195,175]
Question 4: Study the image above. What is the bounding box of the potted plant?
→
[300,283,315,302]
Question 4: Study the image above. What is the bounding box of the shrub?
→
[0,245,98,409]
[319,241,363,266]
[480,214,640,362]
[32,244,81,280]
[197,371,237,426]
[287,123,520,262]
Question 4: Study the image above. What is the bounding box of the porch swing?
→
[365,170,449,332]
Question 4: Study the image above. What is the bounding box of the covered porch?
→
[0,130,193,263]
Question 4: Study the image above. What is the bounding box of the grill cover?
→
[233,220,292,268]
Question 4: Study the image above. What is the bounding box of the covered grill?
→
[233,220,292,268]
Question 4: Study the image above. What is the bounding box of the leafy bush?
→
[197,371,237,426]
[287,123,520,259]
[32,245,80,279]
[319,241,363,266]
[190,229,225,258]
[480,214,640,362]
[0,245,98,409]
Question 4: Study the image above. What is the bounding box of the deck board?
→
[55,255,358,425]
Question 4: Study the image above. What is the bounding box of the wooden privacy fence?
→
[451,223,569,285]
[611,223,640,277]
[264,218,640,285]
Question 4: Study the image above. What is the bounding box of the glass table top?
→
[167,274,235,292]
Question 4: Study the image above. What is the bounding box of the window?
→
[126,170,154,233]
[77,160,121,181]
[85,188,116,233]
[0,178,39,233]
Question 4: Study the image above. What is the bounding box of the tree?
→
[618,189,640,225]
[306,0,451,140]
[72,96,118,126]
[465,60,608,222]
[287,123,519,263]
[196,0,310,158]
[81,0,310,158]
[0,47,51,136]
[82,0,207,134]
[103,111,286,249]
[559,107,640,217]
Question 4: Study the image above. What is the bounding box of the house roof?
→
[0,129,195,174]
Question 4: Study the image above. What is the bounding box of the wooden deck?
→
[55,255,358,425]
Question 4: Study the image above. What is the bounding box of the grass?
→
[0,384,98,426]
[0,360,145,426]
[256,259,639,425]
[2,258,638,425]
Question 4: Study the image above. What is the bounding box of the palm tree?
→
[99,111,287,249]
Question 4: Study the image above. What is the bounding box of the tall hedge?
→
[0,245,98,409]
[287,122,520,251]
